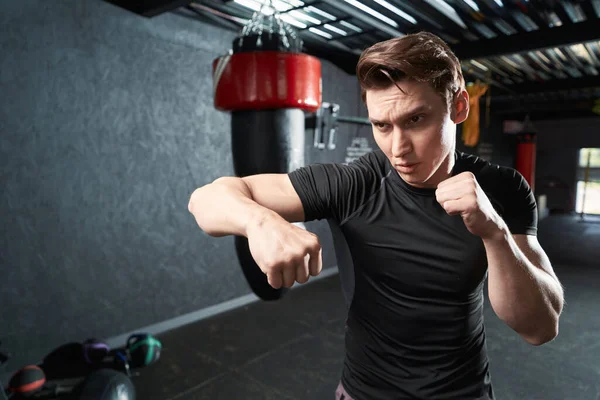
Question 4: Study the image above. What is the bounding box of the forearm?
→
[484,227,563,345]
[188,177,277,237]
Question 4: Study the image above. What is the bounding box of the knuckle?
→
[264,263,278,274]
[310,236,322,249]
[279,256,295,266]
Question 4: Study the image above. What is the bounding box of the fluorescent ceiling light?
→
[570,44,594,65]
[535,51,551,65]
[544,49,566,69]
[585,43,600,66]
[547,11,562,27]
[475,60,509,77]
[271,0,294,11]
[342,0,400,28]
[234,0,307,27]
[562,2,586,22]
[470,60,488,71]
[492,18,516,35]
[463,0,479,12]
[493,0,503,6]
[512,11,538,31]
[283,0,304,6]
[234,0,264,13]
[289,10,320,24]
[233,0,299,13]
[500,55,521,70]
[372,0,417,24]
[306,6,336,20]
[309,27,333,39]
[423,0,467,29]
[554,48,569,63]
[511,54,535,73]
[472,22,496,38]
[280,14,307,28]
[340,20,362,32]
[593,0,600,18]
[323,24,348,36]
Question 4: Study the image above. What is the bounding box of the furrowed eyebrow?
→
[369,105,429,124]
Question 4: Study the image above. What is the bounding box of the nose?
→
[391,128,412,158]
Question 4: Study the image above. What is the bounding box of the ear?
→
[450,89,469,124]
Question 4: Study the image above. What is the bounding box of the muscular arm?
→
[485,229,564,346]
[187,174,304,237]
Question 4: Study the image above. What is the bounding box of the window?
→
[575,148,600,215]
[579,148,600,168]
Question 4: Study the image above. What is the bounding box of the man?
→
[188,32,564,400]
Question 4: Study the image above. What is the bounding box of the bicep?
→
[500,168,538,236]
[242,174,306,223]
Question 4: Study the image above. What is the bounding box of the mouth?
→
[395,162,419,173]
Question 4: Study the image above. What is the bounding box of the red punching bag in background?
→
[212,4,322,301]
[516,132,536,193]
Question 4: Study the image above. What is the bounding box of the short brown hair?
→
[356,31,465,109]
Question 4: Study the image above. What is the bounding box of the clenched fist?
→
[246,213,323,289]
[435,172,506,240]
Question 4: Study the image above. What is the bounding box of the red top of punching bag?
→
[212,51,322,112]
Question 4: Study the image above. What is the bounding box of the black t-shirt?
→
[288,150,537,400]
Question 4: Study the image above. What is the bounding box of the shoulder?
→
[456,152,536,219]
[349,149,390,177]
[287,150,390,200]
[300,150,389,183]
[455,151,526,191]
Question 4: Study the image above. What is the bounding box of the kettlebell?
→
[77,368,135,400]
[125,333,161,368]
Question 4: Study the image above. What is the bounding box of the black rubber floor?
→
[132,214,600,400]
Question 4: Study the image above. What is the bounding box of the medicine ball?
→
[82,339,110,365]
[126,333,161,368]
[7,365,46,397]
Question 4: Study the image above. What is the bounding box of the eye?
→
[409,114,425,124]
[373,122,388,130]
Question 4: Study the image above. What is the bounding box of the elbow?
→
[522,319,560,346]
[188,187,203,214]
[187,178,227,214]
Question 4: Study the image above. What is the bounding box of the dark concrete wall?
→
[0,0,370,376]
[534,117,600,211]
[457,111,600,213]
[456,113,517,169]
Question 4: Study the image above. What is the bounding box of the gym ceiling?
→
[108,0,600,120]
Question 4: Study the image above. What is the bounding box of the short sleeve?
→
[287,152,384,223]
[500,168,538,236]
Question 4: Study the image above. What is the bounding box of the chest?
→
[340,188,489,299]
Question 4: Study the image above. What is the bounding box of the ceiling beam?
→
[104,0,192,17]
[497,109,600,120]
[503,75,600,94]
[452,20,600,59]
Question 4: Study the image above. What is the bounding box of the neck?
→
[418,150,456,189]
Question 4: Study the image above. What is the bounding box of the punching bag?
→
[212,5,322,301]
[516,132,536,193]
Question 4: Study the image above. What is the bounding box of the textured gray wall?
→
[0,0,371,376]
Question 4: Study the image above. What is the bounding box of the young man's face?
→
[365,80,469,188]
